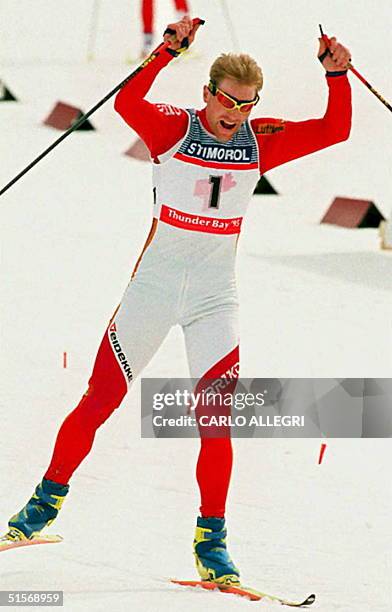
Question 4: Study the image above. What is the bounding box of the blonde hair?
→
[209,53,263,91]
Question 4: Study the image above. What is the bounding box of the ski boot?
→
[7,478,69,541]
[193,516,240,586]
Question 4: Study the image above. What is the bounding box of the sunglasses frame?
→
[208,80,260,113]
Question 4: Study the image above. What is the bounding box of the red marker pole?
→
[319,24,392,113]
[63,352,67,369]
[318,443,327,465]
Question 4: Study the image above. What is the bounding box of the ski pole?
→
[219,0,240,52]
[86,0,102,61]
[0,18,205,199]
[319,24,392,113]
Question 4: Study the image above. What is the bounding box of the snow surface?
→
[1,1,391,610]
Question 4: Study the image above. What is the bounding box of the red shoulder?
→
[251,117,286,135]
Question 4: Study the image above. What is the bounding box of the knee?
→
[93,376,126,407]
[79,377,127,426]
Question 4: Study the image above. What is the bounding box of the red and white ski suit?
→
[44,46,351,518]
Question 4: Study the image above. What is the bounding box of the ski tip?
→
[170,579,316,607]
[0,533,63,552]
[302,593,316,606]
[282,592,316,607]
[45,534,63,543]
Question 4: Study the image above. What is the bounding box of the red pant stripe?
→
[44,330,127,484]
[195,346,239,518]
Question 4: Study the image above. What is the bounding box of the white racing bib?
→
[153,109,260,235]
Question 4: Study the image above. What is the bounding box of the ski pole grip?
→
[318,23,332,64]
[164,17,205,49]
[318,24,352,70]
[318,24,331,46]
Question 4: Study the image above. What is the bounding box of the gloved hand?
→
[163,16,204,55]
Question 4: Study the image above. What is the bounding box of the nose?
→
[226,108,242,121]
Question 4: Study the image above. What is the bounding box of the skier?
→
[3,16,352,586]
[141,0,190,56]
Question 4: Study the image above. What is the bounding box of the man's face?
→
[203,77,258,142]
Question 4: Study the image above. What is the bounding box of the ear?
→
[203,85,210,104]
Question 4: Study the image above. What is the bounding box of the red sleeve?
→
[251,74,352,175]
[114,47,188,158]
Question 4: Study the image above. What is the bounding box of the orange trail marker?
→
[318,443,327,464]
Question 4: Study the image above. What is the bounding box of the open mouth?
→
[220,119,236,131]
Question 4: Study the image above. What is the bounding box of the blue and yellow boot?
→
[7,478,69,541]
[193,516,240,586]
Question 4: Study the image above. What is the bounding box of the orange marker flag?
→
[318,443,327,465]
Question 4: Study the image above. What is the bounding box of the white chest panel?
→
[152,109,260,235]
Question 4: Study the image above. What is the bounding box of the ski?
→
[0,530,63,552]
[171,579,316,607]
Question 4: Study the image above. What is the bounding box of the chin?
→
[216,126,238,142]
[219,134,234,142]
